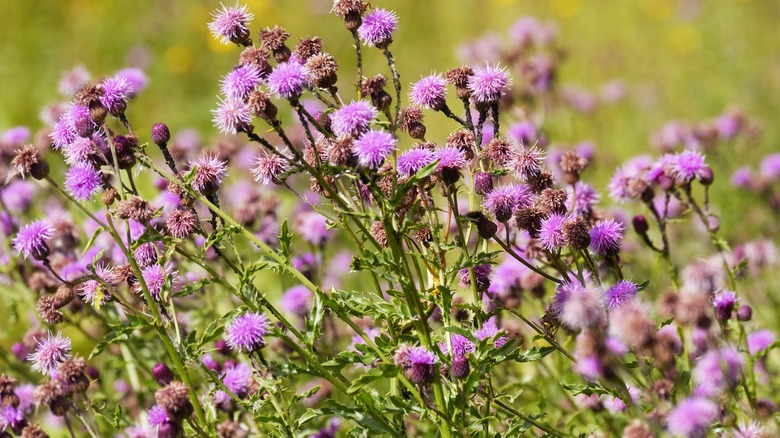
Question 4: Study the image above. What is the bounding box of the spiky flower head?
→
[252,151,289,185]
[397,148,434,176]
[747,330,775,356]
[458,264,492,292]
[468,64,511,104]
[226,312,269,353]
[28,333,71,374]
[212,97,252,134]
[538,213,566,251]
[474,319,508,348]
[666,397,718,438]
[510,146,545,181]
[222,363,252,397]
[99,76,131,116]
[713,290,737,322]
[267,62,309,100]
[604,280,638,310]
[358,9,397,48]
[354,130,397,169]
[221,65,262,100]
[483,184,532,222]
[435,146,467,171]
[670,149,708,184]
[281,285,313,316]
[138,263,179,301]
[403,347,435,385]
[208,2,253,45]
[13,220,53,260]
[188,153,228,196]
[65,163,102,201]
[410,74,447,110]
[166,208,198,238]
[589,219,625,256]
[553,282,603,331]
[330,100,377,137]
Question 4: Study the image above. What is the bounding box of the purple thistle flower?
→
[296,211,332,245]
[538,213,566,251]
[458,264,492,292]
[434,146,466,171]
[267,62,309,100]
[139,263,179,301]
[220,65,262,100]
[409,74,447,110]
[78,279,111,306]
[358,9,398,47]
[65,163,102,201]
[670,150,707,184]
[354,130,397,168]
[281,285,313,316]
[330,101,377,137]
[589,219,624,256]
[50,113,77,149]
[468,64,511,104]
[509,146,545,181]
[508,121,539,146]
[474,318,508,348]
[693,347,742,396]
[403,346,435,385]
[730,167,753,188]
[114,68,147,97]
[251,151,289,185]
[1,126,30,145]
[440,334,475,357]
[63,137,95,165]
[397,148,435,176]
[553,281,603,331]
[0,405,23,434]
[208,2,253,45]
[567,182,600,216]
[135,242,161,267]
[666,397,718,438]
[759,153,780,180]
[28,332,71,374]
[747,330,775,356]
[226,312,269,353]
[1,181,35,213]
[713,290,737,321]
[148,405,169,426]
[222,362,252,396]
[99,76,131,115]
[58,65,91,97]
[212,97,252,134]
[13,220,53,260]
[188,153,228,196]
[604,280,638,310]
[483,184,532,222]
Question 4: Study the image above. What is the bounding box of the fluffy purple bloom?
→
[354,130,397,168]
[759,153,780,180]
[589,219,624,256]
[474,318,508,348]
[139,263,179,301]
[1,180,35,213]
[281,285,313,316]
[65,163,102,201]
[693,347,742,395]
[666,397,718,438]
[358,9,397,47]
[63,137,95,165]
[440,334,475,357]
[134,242,161,267]
[296,211,332,245]
[148,405,169,426]
[747,330,776,356]
[115,68,148,97]
[252,152,289,185]
[468,64,511,104]
[458,264,492,292]
[731,167,753,188]
[226,312,269,353]
[670,150,707,184]
[434,146,466,171]
[330,101,377,137]
[99,76,131,115]
[13,220,53,260]
[713,290,737,321]
[404,346,435,385]
[0,405,23,434]
[538,213,566,251]
[79,278,112,307]
[208,2,253,45]
[2,126,30,145]
[508,121,538,146]
[567,182,600,216]
[574,355,602,380]
[28,332,71,374]
[221,65,262,100]
[50,114,77,149]
[604,280,638,310]
[553,281,603,331]
[410,74,447,109]
[397,148,434,176]
[483,184,531,222]
[222,362,252,396]
[189,153,228,195]
[58,65,90,97]
[267,62,309,99]
[212,97,252,134]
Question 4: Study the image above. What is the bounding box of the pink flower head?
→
[410,74,447,110]
[13,220,53,260]
[267,62,309,100]
[226,312,269,353]
[99,76,131,116]
[666,397,718,438]
[589,219,624,256]
[251,151,289,185]
[221,65,262,100]
[212,97,252,134]
[397,148,434,176]
[28,332,71,374]
[468,64,511,104]
[538,213,566,251]
[65,163,102,201]
[188,153,228,195]
[358,9,397,47]
[483,184,532,222]
[354,130,396,168]
[208,2,254,45]
[604,280,638,310]
[331,101,377,137]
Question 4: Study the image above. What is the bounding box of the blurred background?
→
[0,0,778,240]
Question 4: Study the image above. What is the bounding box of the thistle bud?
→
[736,305,752,322]
[152,363,174,386]
[474,172,494,195]
[152,123,171,146]
[450,355,470,379]
[11,145,49,180]
[632,215,649,235]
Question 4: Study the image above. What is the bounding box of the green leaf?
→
[347,368,384,395]
[278,219,293,261]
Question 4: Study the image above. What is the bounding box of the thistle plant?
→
[0,2,778,437]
